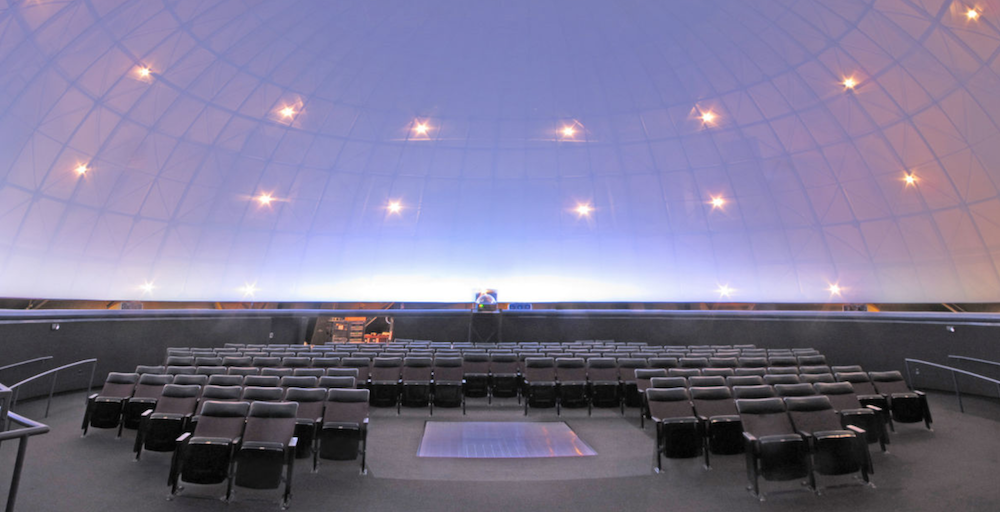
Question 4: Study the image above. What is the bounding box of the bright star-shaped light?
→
[136,66,151,79]
[241,283,258,298]
[967,8,980,20]
[717,284,734,298]
[140,281,155,294]
[279,106,296,119]
[828,283,842,296]
[256,193,273,206]
[700,111,717,124]
[904,173,917,186]
[575,203,592,216]
[842,77,857,90]
[388,201,402,213]
[710,196,726,209]
[75,164,89,176]
[414,122,429,135]
[562,126,576,138]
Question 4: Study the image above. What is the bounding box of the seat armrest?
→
[88,393,98,401]
[864,404,883,413]
[289,437,297,449]
[141,409,154,418]
[845,425,866,436]
[913,390,925,397]
[176,432,191,444]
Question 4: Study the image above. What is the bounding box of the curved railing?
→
[6,359,97,419]
[0,384,51,512]
[904,358,1000,413]
[0,357,52,374]
[947,355,1000,369]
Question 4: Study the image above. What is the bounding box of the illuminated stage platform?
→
[417,421,597,459]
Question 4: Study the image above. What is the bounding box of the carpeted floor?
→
[1,390,998,512]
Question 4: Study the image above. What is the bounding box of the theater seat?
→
[432,357,465,414]
[586,358,622,413]
[170,401,251,500]
[284,387,326,462]
[233,401,299,507]
[813,382,888,452]
[400,357,433,412]
[523,357,558,415]
[690,386,743,465]
[134,383,201,460]
[646,388,701,473]
[370,357,403,408]
[785,396,872,489]
[869,371,932,430]
[82,372,139,436]
[122,373,174,430]
[737,397,811,499]
[319,388,370,474]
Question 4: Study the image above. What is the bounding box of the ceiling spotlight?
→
[140,281,155,294]
[75,164,89,176]
[904,173,917,186]
[241,282,258,298]
[279,106,296,119]
[967,8,980,20]
[710,196,726,209]
[413,122,429,135]
[717,284,733,298]
[700,111,717,125]
[256,193,273,206]
[828,283,842,296]
[136,66,151,79]
[842,77,857,90]
[575,203,593,216]
[562,125,576,138]
[387,201,402,214]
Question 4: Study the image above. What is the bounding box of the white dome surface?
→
[1,0,1000,302]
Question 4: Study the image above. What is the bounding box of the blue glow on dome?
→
[1,0,999,303]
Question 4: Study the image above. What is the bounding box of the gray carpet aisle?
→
[1,391,998,512]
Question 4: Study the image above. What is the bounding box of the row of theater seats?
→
[82,374,371,506]
[641,370,933,498]
[160,352,830,369]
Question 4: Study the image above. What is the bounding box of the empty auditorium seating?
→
[170,400,251,500]
[647,388,701,472]
[400,357,433,411]
[123,373,174,430]
[785,395,872,488]
[232,401,299,507]
[869,371,933,430]
[523,357,558,414]
[556,358,590,413]
[82,372,139,436]
[134,383,200,460]
[432,357,465,413]
[319,388,370,473]
[737,397,811,498]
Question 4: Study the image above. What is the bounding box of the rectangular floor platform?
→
[417,421,597,458]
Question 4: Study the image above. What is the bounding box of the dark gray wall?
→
[2,309,998,400]
[0,316,286,399]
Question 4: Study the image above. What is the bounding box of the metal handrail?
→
[904,358,1000,413]
[7,359,97,419]
[947,355,1000,369]
[0,357,52,374]
[0,383,51,512]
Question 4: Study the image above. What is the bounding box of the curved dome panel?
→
[1,0,999,302]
